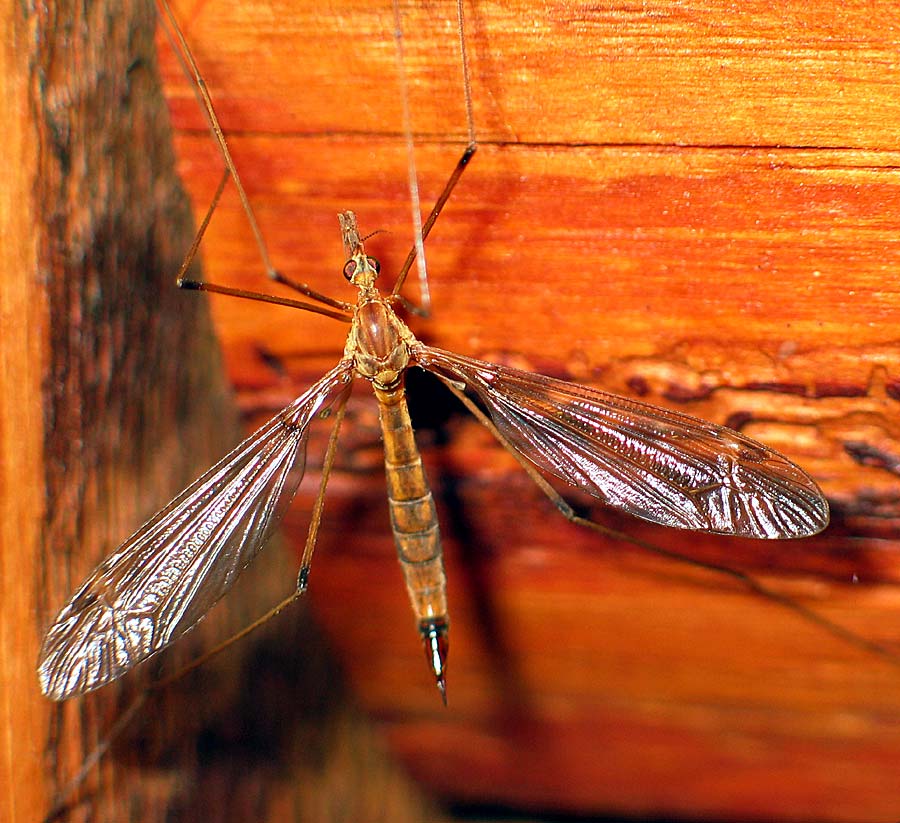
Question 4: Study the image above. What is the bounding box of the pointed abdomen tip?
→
[419,617,449,703]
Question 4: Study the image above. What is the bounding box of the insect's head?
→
[339,210,381,288]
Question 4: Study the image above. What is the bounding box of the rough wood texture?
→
[156,1,900,821]
[5,1,239,819]
[6,2,452,821]
[1,4,50,822]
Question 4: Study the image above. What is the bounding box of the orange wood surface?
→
[10,1,447,821]
[9,1,252,820]
[154,1,900,821]
[1,3,51,822]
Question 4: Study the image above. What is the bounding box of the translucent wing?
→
[415,346,828,539]
[39,362,354,700]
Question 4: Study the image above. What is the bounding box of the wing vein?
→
[415,345,828,539]
[38,362,354,699]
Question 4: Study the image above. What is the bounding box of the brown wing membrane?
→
[415,346,828,539]
[39,363,354,700]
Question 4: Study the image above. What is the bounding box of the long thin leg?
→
[391,144,477,303]
[157,0,349,310]
[152,389,350,686]
[298,395,349,582]
[391,0,478,306]
[169,160,351,321]
[178,278,352,323]
[172,165,228,287]
[391,0,430,312]
[270,271,353,314]
[443,382,900,671]
[43,394,350,822]
[43,696,147,823]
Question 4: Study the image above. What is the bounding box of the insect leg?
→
[42,695,148,823]
[43,389,350,819]
[442,381,900,671]
[391,0,478,308]
[156,0,350,311]
[297,388,350,584]
[153,377,349,696]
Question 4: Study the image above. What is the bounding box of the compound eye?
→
[367,256,381,275]
[342,259,357,281]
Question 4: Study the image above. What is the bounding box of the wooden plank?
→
[160,0,900,147]
[2,2,453,821]
[0,3,50,821]
[156,1,900,821]
[4,1,245,819]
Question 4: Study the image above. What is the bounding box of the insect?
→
[38,0,830,707]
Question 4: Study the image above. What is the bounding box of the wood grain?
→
[7,2,453,821]
[1,3,50,821]
[155,1,900,821]
[6,1,247,819]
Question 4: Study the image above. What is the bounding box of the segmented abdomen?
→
[375,387,447,627]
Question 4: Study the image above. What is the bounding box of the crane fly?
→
[37,203,831,701]
[38,0,829,706]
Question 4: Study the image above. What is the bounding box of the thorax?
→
[346,290,415,390]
